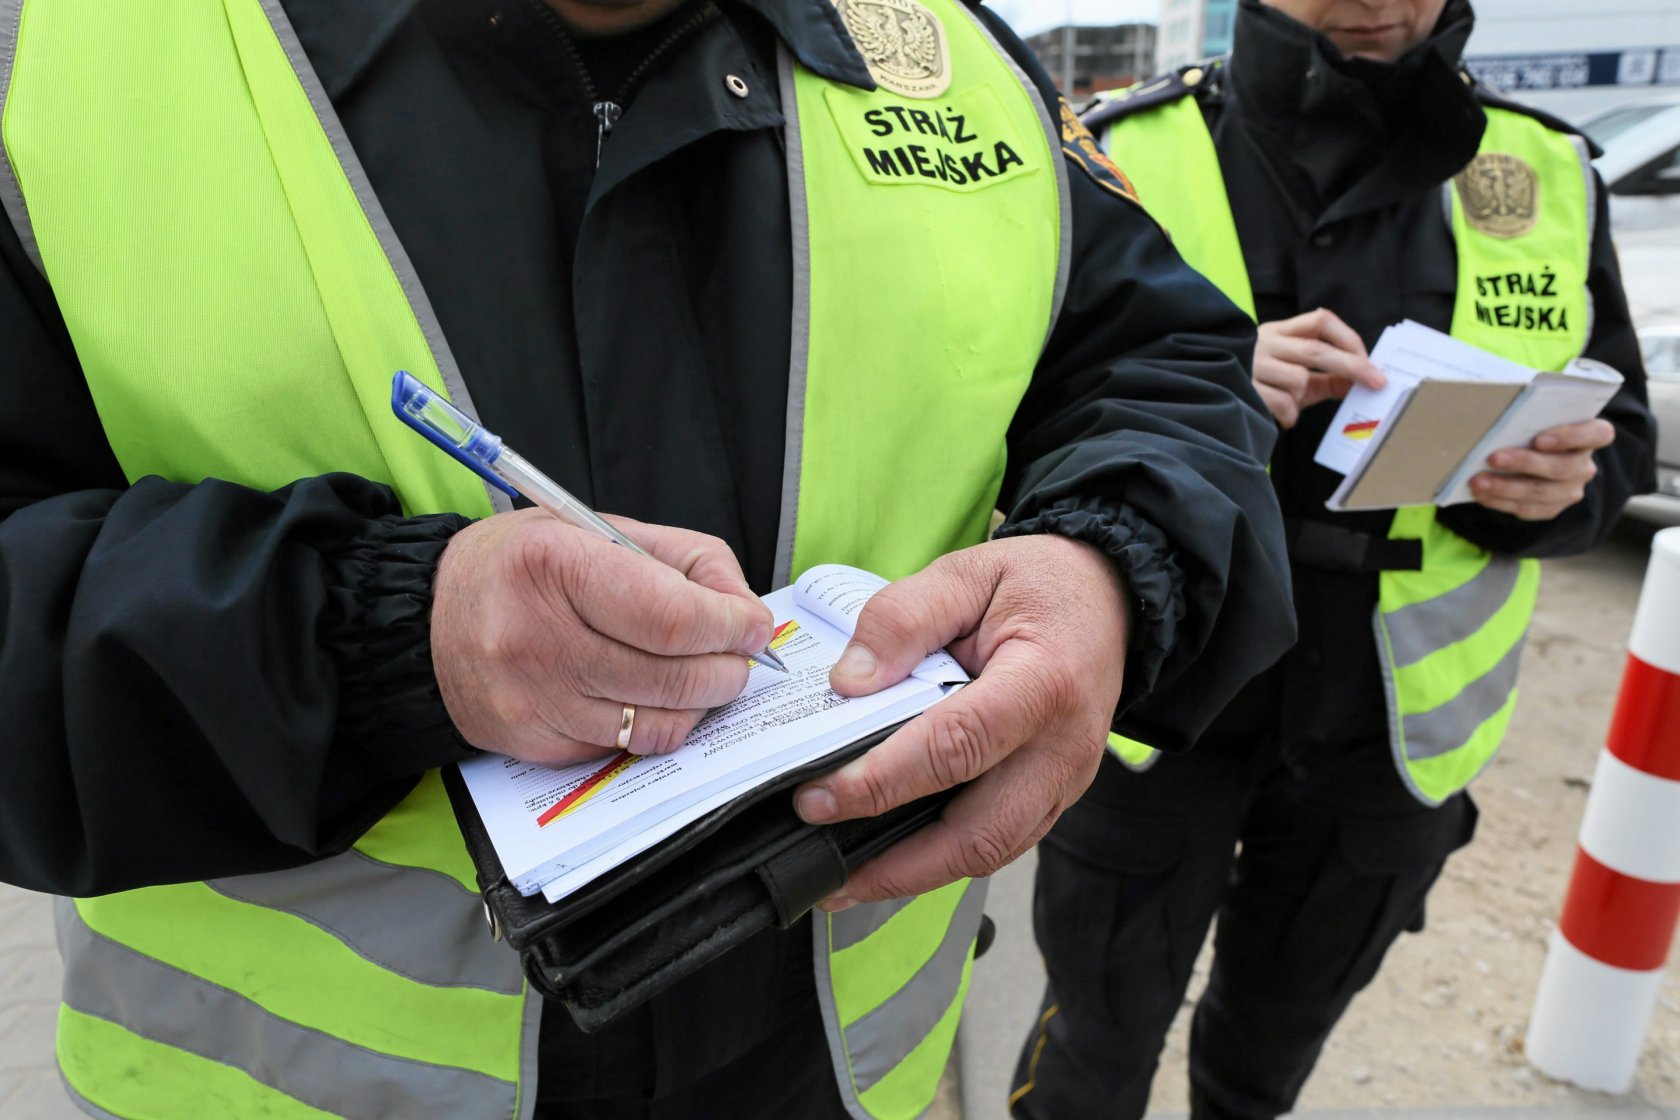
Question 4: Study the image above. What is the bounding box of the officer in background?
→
[0,0,1295,1116]
[1012,1,1658,1117]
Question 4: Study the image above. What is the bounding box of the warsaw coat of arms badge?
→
[835,0,952,99]
[1455,152,1540,239]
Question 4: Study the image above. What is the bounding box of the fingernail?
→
[740,620,771,655]
[1489,452,1509,468]
[834,644,877,682]
[797,787,837,824]
[818,896,856,913]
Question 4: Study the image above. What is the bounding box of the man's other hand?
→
[1253,307,1387,428]
[431,510,771,764]
[793,534,1129,908]
[1469,418,1616,521]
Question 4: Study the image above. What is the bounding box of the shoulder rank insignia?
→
[1456,152,1539,239]
[1059,97,1139,204]
[1082,58,1223,134]
[835,0,952,100]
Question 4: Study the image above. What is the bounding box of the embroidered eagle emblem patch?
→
[1456,152,1539,239]
[1060,99,1139,204]
[836,0,952,100]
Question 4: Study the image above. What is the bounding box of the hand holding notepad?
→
[1313,321,1622,511]
[460,563,970,902]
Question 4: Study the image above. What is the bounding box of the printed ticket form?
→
[459,565,969,902]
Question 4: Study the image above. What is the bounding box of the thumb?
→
[831,554,989,696]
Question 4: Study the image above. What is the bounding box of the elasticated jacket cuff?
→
[994,500,1185,717]
[322,512,478,776]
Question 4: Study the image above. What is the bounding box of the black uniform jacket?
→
[1,0,1292,896]
[1091,0,1658,766]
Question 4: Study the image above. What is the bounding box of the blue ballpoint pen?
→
[391,370,789,674]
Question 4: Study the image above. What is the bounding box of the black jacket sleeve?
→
[1436,174,1659,556]
[0,219,472,897]
[979,10,1296,753]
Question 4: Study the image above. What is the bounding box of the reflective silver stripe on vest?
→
[1570,131,1598,343]
[1397,635,1527,763]
[816,878,989,1119]
[772,43,811,591]
[828,894,916,952]
[840,879,988,1095]
[1381,554,1521,669]
[207,849,523,996]
[56,900,519,1120]
[58,1079,127,1120]
[255,0,510,517]
[0,0,42,275]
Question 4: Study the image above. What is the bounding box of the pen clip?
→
[391,370,520,498]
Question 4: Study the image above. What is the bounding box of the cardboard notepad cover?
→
[1334,380,1526,510]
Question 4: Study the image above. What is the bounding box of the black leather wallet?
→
[444,722,956,1033]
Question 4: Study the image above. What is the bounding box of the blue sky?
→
[988,0,1161,36]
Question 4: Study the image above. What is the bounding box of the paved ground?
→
[0,887,77,1118]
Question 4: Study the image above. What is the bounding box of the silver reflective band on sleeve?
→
[57,901,519,1120]
[841,879,989,1095]
[1381,554,1520,670]
[1397,636,1526,763]
[208,850,524,996]
[254,0,512,516]
[0,0,43,275]
[772,44,810,591]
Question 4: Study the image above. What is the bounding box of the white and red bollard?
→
[1527,526,1680,1093]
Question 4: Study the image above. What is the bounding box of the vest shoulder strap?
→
[1086,68,1255,319]
[1083,56,1226,133]
[1472,81,1602,158]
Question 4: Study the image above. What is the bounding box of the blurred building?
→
[1026,22,1158,100]
[1156,0,1234,75]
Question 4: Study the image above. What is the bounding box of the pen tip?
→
[756,647,791,674]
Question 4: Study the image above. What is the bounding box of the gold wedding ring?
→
[616,703,637,751]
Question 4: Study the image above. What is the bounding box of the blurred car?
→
[1624,325,1680,525]
[1573,99,1678,523]
[1580,95,1680,327]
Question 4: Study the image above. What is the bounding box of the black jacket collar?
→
[1222,0,1484,229]
[278,0,875,101]
[1228,0,1475,129]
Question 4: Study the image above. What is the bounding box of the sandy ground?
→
[1136,520,1680,1114]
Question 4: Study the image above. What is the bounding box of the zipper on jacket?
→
[593,101,623,167]
[525,0,720,168]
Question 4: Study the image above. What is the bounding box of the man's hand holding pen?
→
[431,510,774,764]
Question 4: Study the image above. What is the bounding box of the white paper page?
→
[1315,320,1535,475]
[538,689,939,903]
[1434,363,1624,506]
[461,583,948,894]
[517,631,939,892]
[794,564,970,686]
